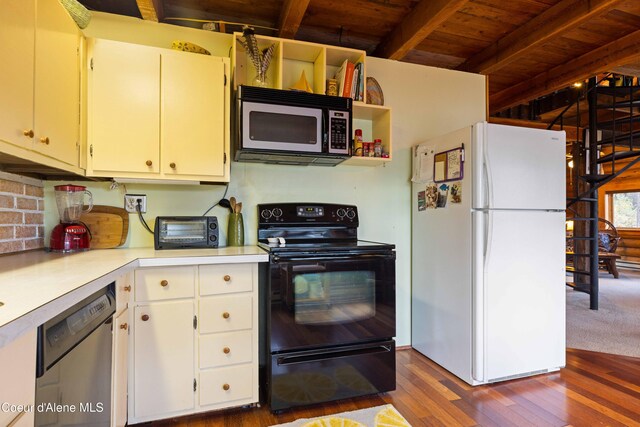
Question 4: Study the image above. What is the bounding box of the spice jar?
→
[354,129,363,156]
[363,142,370,157]
[374,139,382,157]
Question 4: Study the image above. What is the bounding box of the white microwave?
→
[235,85,351,166]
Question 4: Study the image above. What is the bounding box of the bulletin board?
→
[434,146,464,183]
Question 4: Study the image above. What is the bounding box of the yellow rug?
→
[269,404,411,427]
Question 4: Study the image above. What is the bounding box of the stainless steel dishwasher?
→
[35,283,115,426]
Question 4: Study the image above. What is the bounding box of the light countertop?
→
[0,246,268,347]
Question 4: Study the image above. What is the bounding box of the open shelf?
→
[231,33,392,167]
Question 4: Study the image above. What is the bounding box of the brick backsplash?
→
[0,174,45,255]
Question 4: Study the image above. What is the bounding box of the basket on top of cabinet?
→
[231,33,392,166]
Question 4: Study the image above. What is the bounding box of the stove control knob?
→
[273,208,283,218]
[261,209,272,219]
[336,208,346,218]
[346,209,356,219]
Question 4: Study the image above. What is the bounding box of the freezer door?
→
[473,123,566,210]
[473,210,566,382]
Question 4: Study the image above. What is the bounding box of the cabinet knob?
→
[146,160,153,167]
[123,285,132,292]
[223,347,231,354]
[222,384,230,391]
[141,314,149,321]
[222,312,230,319]
[120,323,128,330]
[40,136,50,145]
[160,280,168,287]
[169,162,176,169]
[23,129,34,138]
[223,275,231,282]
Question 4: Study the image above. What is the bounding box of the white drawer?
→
[135,267,196,302]
[199,295,252,333]
[199,264,253,296]
[199,330,253,369]
[199,364,254,407]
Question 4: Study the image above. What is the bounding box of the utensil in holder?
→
[227,213,244,246]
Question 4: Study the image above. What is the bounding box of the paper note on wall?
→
[411,144,435,183]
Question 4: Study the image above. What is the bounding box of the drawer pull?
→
[146,160,153,167]
[40,136,50,145]
[223,347,231,354]
[23,129,34,138]
[160,280,169,287]
[120,323,128,330]
[170,162,176,169]
[222,312,230,319]
[223,275,231,282]
[123,285,132,292]
[222,383,230,391]
[141,314,150,321]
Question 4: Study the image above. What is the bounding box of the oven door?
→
[242,101,323,153]
[269,250,396,352]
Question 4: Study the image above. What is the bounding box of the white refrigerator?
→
[411,122,566,385]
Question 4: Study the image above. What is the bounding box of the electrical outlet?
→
[124,194,147,213]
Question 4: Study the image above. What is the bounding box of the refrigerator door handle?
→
[483,132,493,208]
[472,210,492,383]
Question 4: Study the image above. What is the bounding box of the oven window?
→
[293,271,375,325]
[159,220,207,242]
[250,111,317,144]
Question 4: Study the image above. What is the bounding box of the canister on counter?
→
[354,129,363,156]
[374,139,382,157]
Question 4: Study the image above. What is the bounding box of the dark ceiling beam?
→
[459,0,624,75]
[278,0,310,38]
[489,29,640,114]
[136,0,164,22]
[374,0,469,60]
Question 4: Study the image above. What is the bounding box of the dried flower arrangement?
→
[238,26,275,86]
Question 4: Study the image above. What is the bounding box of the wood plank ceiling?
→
[79,0,640,116]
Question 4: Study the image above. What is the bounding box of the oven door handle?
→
[272,253,395,263]
[276,344,393,366]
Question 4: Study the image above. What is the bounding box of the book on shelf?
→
[342,61,355,97]
[335,59,356,98]
[353,62,364,101]
[335,59,348,98]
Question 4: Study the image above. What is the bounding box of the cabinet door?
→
[89,39,160,174]
[161,53,226,179]
[0,330,36,427]
[0,0,35,150]
[133,301,194,420]
[33,0,80,165]
[112,308,129,427]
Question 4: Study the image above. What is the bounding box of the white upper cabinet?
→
[0,0,81,171]
[88,39,161,174]
[87,38,230,182]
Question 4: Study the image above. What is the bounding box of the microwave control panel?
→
[328,110,349,155]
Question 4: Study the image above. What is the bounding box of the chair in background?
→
[598,218,622,278]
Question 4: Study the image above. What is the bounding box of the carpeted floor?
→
[566,269,640,357]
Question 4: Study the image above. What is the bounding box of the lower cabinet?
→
[111,308,129,427]
[0,330,36,427]
[128,263,259,424]
[133,301,195,421]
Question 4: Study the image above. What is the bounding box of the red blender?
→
[50,185,93,252]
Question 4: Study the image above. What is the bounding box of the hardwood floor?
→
[141,348,640,426]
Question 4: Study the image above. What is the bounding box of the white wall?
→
[44,13,486,346]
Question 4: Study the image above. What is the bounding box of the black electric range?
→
[258,203,396,412]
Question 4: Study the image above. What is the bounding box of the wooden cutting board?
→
[80,205,129,248]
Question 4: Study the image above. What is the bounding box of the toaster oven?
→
[154,216,218,249]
